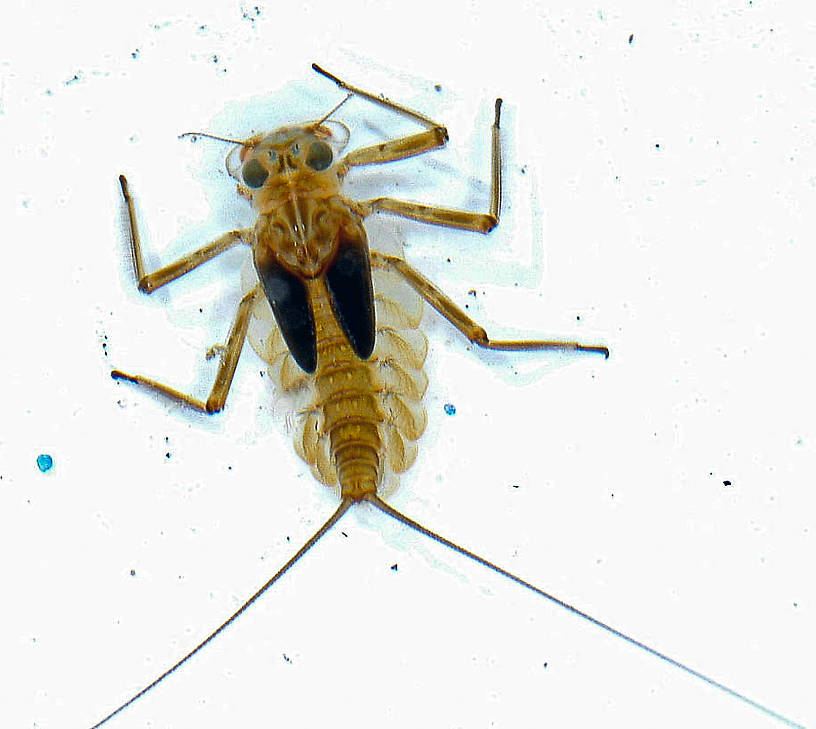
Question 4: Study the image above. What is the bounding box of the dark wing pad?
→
[325,228,376,361]
[254,251,318,373]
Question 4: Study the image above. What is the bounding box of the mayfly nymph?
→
[93,64,799,728]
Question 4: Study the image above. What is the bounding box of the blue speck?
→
[443,403,456,416]
[37,454,54,473]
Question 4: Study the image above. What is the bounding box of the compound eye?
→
[306,141,333,171]
[242,158,268,188]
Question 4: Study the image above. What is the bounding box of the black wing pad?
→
[254,250,318,373]
[325,227,376,361]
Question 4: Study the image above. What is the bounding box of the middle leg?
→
[352,98,503,234]
[314,63,501,233]
[120,175,252,294]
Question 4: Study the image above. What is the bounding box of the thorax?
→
[253,190,365,278]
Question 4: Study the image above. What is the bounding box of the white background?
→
[2,1,814,728]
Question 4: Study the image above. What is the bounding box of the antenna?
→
[178,131,246,145]
[311,91,353,129]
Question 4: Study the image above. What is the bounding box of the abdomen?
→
[244,242,428,500]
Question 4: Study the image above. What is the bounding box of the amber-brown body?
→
[247,252,427,502]
[114,63,607,429]
[96,64,791,729]
[226,119,429,502]
[106,65,744,729]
